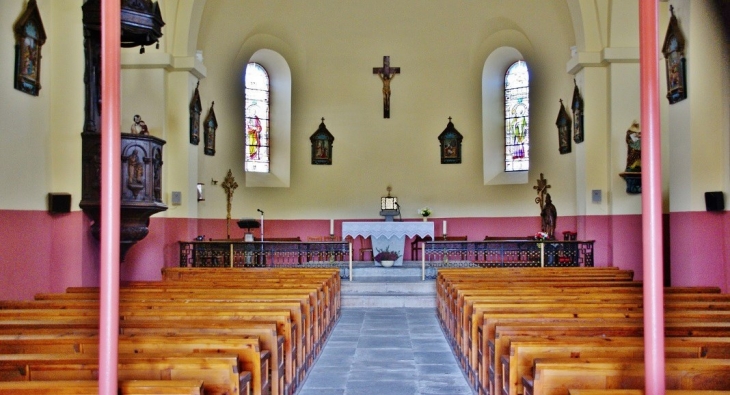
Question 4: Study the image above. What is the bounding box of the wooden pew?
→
[523,358,730,395]
[435,269,730,395]
[0,313,286,395]
[0,380,206,395]
[503,336,730,395]
[29,293,307,384]
[0,353,249,395]
[0,333,267,395]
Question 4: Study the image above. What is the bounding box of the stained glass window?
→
[244,62,270,173]
[504,60,529,172]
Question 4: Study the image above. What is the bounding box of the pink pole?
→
[639,0,665,393]
[99,0,121,394]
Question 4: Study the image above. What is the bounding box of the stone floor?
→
[297,307,474,395]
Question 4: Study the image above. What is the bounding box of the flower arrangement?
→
[418,207,432,217]
[534,232,548,241]
[374,247,401,263]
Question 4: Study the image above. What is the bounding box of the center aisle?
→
[297,308,474,395]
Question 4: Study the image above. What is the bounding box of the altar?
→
[342,221,434,266]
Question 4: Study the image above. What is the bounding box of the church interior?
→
[1,0,730,393]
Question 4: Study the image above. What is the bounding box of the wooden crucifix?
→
[373,56,400,118]
[221,169,238,239]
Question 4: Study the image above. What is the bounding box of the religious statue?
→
[372,56,400,118]
[125,149,145,198]
[625,120,641,172]
[130,114,149,135]
[533,173,557,239]
[540,193,557,240]
[379,72,395,113]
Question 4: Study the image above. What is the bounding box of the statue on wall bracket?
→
[619,120,642,194]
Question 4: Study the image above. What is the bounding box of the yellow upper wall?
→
[193,0,579,220]
[1,0,727,218]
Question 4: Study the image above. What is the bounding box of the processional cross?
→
[373,56,401,119]
[221,169,238,239]
[533,173,551,210]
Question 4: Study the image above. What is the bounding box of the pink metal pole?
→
[639,1,665,394]
[99,0,121,394]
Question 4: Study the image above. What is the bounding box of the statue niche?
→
[79,0,166,261]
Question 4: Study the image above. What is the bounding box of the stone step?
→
[341,293,436,308]
[341,261,436,308]
[342,280,435,294]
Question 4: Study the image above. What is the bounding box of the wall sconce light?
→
[196,183,205,201]
[211,178,218,185]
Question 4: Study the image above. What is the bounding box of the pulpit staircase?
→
[341,261,436,308]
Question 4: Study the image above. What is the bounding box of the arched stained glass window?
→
[245,62,270,173]
[504,60,529,172]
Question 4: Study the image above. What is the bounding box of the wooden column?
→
[99,0,121,394]
[639,0,665,393]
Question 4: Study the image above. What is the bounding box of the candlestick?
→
[330,219,334,235]
[443,220,447,236]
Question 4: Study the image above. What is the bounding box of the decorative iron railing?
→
[179,239,594,281]
[419,239,595,279]
[179,241,353,279]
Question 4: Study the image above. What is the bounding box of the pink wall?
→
[0,210,52,300]
[670,211,730,292]
[1,209,726,300]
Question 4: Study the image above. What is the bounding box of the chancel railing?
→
[179,240,353,279]
[419,239,595,279]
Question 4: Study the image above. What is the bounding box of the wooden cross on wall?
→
[373,56,400,119]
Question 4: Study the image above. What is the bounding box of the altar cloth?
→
[342,221,434,266]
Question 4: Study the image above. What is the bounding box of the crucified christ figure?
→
[373,56,400,118]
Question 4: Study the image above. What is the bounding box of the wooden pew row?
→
[453,286,728,348]
[1,276,338,395]
[435,269,730,395]
[439,273,637,321]
[158,267,341,336]
[446,284,727,392]
[51,282,330,364]
[504,336,730,395]
[0,353,248,395]
[469,300,730,383]
[460,289,730,381]
[47,287,317,362]
[0,270,339,392]
[0,380,206,395]
[453,284,724,354]
[480,312,730,395]
[0,304,295,395]
[435,268,636,306]
[523,358,730,395]
[160,267,341,319]
[488,321,730,395]
[26,294,306,388]
[0,303,288,391]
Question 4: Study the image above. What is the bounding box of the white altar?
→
[342,221,434,266]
